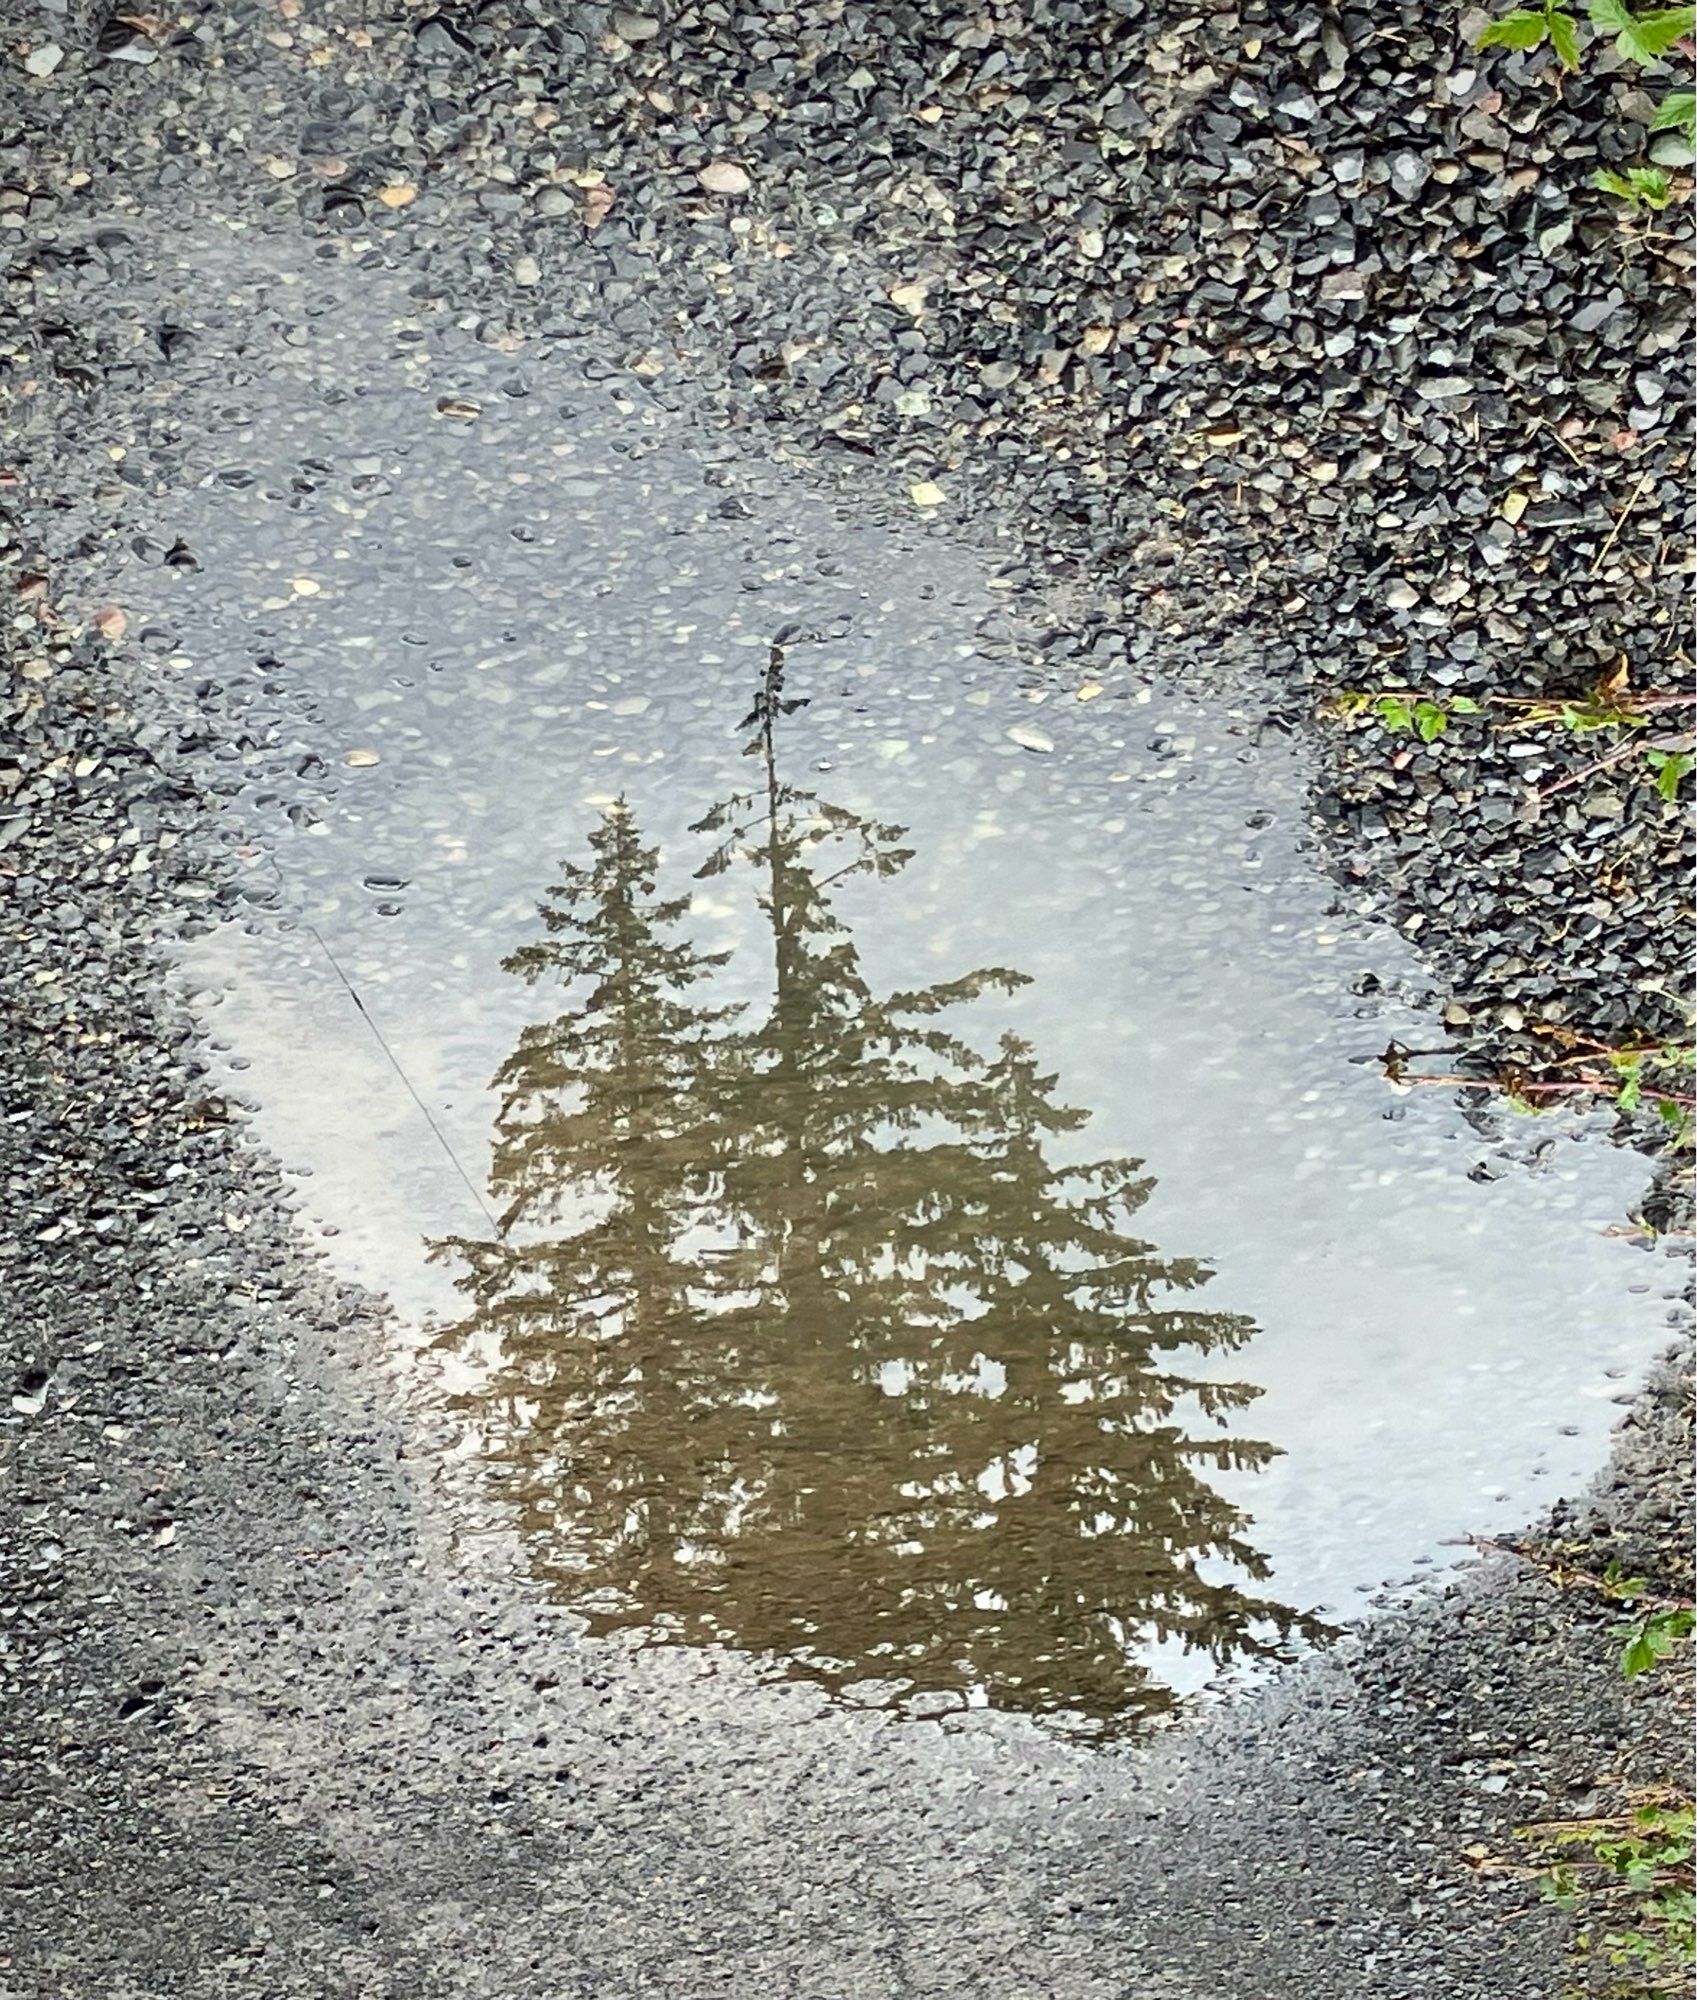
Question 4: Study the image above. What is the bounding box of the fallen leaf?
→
[583,183,616,229]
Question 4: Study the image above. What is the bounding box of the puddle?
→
[136,237,1675,1740]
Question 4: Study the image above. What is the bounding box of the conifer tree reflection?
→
[436,648,1308,1735]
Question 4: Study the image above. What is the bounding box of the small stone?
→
[344,749,381,768]
[22,44,64,78]
[377,184,418,209]
[1389,151,1430,199]
[513,255,541,287]
[1007,724,1054,753]
[909,480,946,508]
[613,8,660,38]
[698,161,752,196]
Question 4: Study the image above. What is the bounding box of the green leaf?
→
[1618,1067,1644,1111]
[1376,695,1414,733]
[1448,695,1482,715]
[1621,1629,1659,1677]
[1627,2,1695,57]
[1593,164,1674,205]
[1546,8,1584,63]
[1652,87,1697,136]
[1479,7,1555,47]
[1590,0,1695,60]
[1414,700,1448,743]
[1646,747,1694,800]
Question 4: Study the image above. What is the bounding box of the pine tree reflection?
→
[434,648,1310,1735]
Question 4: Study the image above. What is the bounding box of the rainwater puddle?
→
[143,241,1674,1742]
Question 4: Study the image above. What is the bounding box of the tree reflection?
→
[433,647,1310,1735]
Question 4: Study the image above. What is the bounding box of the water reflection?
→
[433,647,1311,1735]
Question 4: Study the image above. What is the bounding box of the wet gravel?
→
[1,0,1693,1993]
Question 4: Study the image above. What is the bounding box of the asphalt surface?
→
[2,1,1692,1995]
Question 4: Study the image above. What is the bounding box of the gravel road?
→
[2,1,1690,1994]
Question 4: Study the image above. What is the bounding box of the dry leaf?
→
[584,183,616,229]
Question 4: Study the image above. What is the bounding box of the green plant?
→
[1590,0,1695,67]
[1594,163,1676,205]
[1524,1793,1695,1992]
[1644,746,1694,800]
[1600,1566,1697,1674]
[1332,689,1481,742]
[1494,665,1696,802]
[1479,0,1586,64]
[1467,1549,1696,1993]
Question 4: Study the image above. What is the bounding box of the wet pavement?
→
[120,235,1677,1740]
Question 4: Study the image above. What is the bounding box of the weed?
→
[1644,746,1694,801]
[1464,1542,1695,1994]
[1331,688,1481,742]
[1526,1791,1695,1992]
[1383,1031,1696,1139]
[1594,163,1677,206]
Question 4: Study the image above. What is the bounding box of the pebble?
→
[698,162,751,196]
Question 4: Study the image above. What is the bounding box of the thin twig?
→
[1537,731,1658,800]
[1455,1534,1695,1613]
[1591,468,1654,575]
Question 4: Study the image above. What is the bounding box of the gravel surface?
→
[2,0,1692,1993]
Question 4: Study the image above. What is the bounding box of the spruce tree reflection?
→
[435,650,1307,1735]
